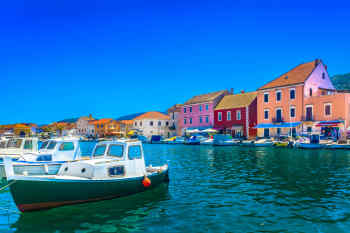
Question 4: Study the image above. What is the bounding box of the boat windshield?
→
[94,145,106,157]
[128,145,142,160]
[47,141,57,150]
[40,141,49,150]
[7,139,23,149]
[107,144,124,158]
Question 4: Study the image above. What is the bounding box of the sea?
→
[1,143,350,232]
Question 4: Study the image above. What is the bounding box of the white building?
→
[133,112,171,138]
[168,104,183,136]
[76,115,95,136]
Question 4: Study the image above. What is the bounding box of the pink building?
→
[256,59,350,138]
[178,90,228,134]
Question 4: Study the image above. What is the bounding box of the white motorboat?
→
[240,140,255,147]
[295,134,325,149]
[200,138,214,145]
[254,139,274,147]
[0,137,39,159]
[213,134,240,146]
[4,139,169,212]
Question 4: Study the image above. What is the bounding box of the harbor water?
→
[1,144,350,232]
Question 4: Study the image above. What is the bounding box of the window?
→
[277,128,281,135]
[264,93,269,103]
[101,124,104,128]
[264,109,269,120]
[325,104,331,116]
[290,89,295,100]
[205,104,209,111]
[205,116,209,123]
[236,110,241,120]
[184,118,187,125]
[140,122,142,127]
[218,112,222,121]
[227,111,231,121]
[7,139,22,149]
[128,145,142,160]
[309,88,312,97]
[24,140,32,150]
[276,91,282,101]
[190,118,193,124]
[166,121,169,126]
[172,113,175,120]
[59,142,75,151]
[276,109,282,121]
[135,122,137,126]
[0,141,7,149]
[199,105,202,112]
[40,141,49,150]
[184,107,187,113]
[190,107,192,112]
[150,121,153,126]
[290,107,296,118]
[199,116,203,123]
[108,166,125,177]
[108,145,124,158]
[94,145,107,157]
[158,121,161,126]
[322,72,326,79]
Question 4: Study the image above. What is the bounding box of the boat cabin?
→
[24,137,82,162]
[0,138,39,158]
[58,140,147,179]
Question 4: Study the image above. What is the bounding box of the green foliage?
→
[331,73,350,90]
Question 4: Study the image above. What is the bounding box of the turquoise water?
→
[1,144,350,232]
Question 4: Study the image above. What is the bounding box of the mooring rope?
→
[0,180,16,192]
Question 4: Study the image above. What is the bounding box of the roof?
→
[168,104,183,113]
[215,92,257,110]
[184,90,227,105]
[119,120,134,125]
[89,118,115,125]
[134,112,170,120]
[258,60,319,90]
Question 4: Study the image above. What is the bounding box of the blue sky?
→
[1,0,349,124]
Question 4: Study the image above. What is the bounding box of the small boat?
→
[213,134,240,146]
[184,136,201,145]
[4,139,169,212]
[150,135,163,144]
[167,136,185,144]
[0,137,85,179]
[254,139,274,147]
[200,138,214,145]
[296,134,325,149]
[274,141,293,148]
[326,142,350,149]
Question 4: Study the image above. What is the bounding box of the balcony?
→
[272,117,284,123]
[302,116,315,122]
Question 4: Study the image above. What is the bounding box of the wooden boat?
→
[4,139,169,212]
[167,136,185,144]
[295,134,325,149]
[0,137,85,179]
[274,141,293,148]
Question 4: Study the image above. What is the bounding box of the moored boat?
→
[254,139,274,147]
[4,139,169,212]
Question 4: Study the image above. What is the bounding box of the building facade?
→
[214,91,257,139]
[90,119,120,138]
[133,112,171,138]
[167,104,183,136]
[76,115,95,136]
[178,90,228,134]
[256,59,350,138]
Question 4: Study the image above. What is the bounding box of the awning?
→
[316,120,344,127]
[254,122,301,129]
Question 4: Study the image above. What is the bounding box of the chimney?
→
[241,90,245,94]
[314,59,320,67]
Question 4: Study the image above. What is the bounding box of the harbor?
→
[1,144,350,232]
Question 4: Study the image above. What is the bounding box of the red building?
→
[214,91,258,139]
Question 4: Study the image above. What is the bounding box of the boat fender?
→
[142,176,151,188]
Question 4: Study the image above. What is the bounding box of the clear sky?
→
[1,0,349,124]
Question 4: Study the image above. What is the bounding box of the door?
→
[127,144,146,177]
[264,129,270,138]
[276,109,282,122]
[306,107,313,121]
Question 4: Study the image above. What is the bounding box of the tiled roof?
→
[168,104,183,113]
[134,112,170,120]
[89,118,115,125]
[258,60,318,90]
[184,90,227,105]
[215,92,257,110]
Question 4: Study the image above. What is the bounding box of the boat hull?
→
[9,169,169,212]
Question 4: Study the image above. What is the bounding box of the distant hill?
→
[331,73,350,90]
[57,118,79,123]
[115,112,145,121]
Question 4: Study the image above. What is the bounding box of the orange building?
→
[89,119,120,138]
[256,59,350,138]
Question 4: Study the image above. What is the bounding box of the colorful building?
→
[179,90,228,134]
[256,59,350,138]
[167,104,183,136]
[90,119,120,138]
[133,112,171,138]
[76,115,95,136]
[214,91,257,138]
